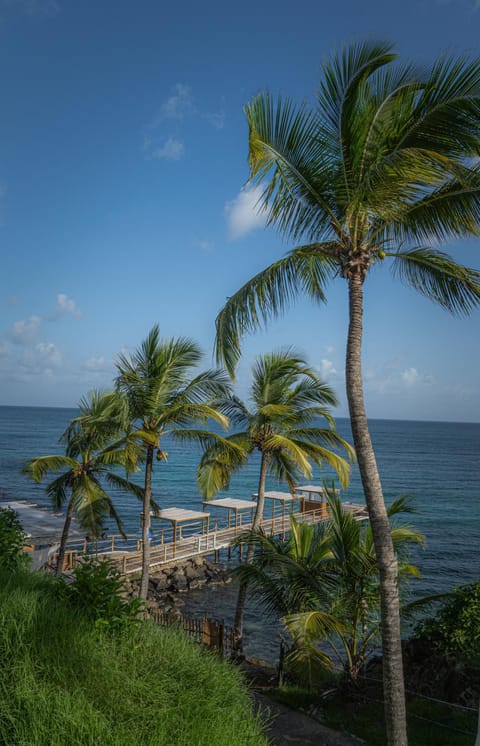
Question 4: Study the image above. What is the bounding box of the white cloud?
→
[82,355,110,372]
[159,83,194,121]
[402,367,419,385]
[20,342,63,376]
[143,85,225,161]
[194,238,214,252]
[225,187,267,240]
[55,293,81,318]
[319,358,338,378]
[0,340,12,358]
[9,315,42,344]
[151,137,185,161]
[205,109,225,130]
[324,345,335,355]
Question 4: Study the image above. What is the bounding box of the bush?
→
[415,581,480,661]
[0,569,267,746]
[0,507,29,570]
[58,557,143,633]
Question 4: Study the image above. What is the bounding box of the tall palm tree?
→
[197,349,354,645]
[115,324,231,600]
[214,43,480,744]
[23,391,143,574]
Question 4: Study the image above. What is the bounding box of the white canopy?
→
[204,498,257,511]
[153,507,210,523]
[252,490,297,502]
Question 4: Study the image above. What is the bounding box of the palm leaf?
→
[215,245,337,377]
[391,248,480,315]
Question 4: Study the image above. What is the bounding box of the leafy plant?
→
[0,507,29,570]
[59,557,144,633]
[415,581,480,661]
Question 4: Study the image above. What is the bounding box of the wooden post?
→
[111,536,115,552]
[173,521,177,559]
[282,502,285,537]
[122,554,127,573]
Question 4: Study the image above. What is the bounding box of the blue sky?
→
[0,0,479,421]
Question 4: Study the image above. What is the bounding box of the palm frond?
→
[22,455,78,482]
[391,247,480,315]
[215,245,337,377]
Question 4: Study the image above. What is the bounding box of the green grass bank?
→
[0,570,267,746]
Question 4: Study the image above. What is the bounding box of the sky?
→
[0,0,479,422]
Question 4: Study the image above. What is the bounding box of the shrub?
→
[415,581,480,661]
[0,507,29,570]
[59,557,144,633]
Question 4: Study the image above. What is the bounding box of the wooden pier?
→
[63,501,368,575]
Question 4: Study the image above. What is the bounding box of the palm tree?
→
[286,493,424,685]
[214,42,480,744]
[238,492,423,686]
[115,324,231,600]
[23,390,144,574]
[197,349,354,646]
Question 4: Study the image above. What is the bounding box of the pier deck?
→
[65,502,368,575]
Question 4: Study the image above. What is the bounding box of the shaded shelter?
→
[202,497,257,533]
[252,490,304,532]
[151,507,210,556]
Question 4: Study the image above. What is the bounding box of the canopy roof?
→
[152,507,210,524]
[296,485,340,496]
[204,498,257,511]
[252,490,298,502]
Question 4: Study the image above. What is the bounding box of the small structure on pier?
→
[295,484,340,518]
[202,497,257,532]
[152,507,210,550]
[252,489,304,527]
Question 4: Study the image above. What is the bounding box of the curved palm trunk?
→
[56,496,74,575]
[346,274,408,746]
[139,445,154,600]
[234,450,269,649]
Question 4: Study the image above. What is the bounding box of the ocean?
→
[1,405,479,659]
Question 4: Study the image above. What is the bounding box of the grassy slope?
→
[0,570,267,746]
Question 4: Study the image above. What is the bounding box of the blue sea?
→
[1,406,479,658]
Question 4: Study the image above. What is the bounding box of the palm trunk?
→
[139,445,154,600]
[56,496,74,575]
[234,450,269,649]
[346,274,408,746]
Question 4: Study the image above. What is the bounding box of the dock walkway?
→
[65,502,368,575]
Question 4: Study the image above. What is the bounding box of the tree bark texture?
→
[346,274,408,746]
[139,445,154,600]
[234,451,269,646]
[56,496,74,575]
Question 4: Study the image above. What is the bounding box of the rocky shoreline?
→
[123,556,232,615]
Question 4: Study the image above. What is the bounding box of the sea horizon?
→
[0,403,478,426]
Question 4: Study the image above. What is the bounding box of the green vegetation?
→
[197,349,354,645]
[415,581,480,661]
[270,685,476,746]
[115,324,231,599]
[237,493,423,686]
[0,507,29,570]
[214,41,480,744]
[22,390,143,573]
[0,569,267,746]
[58,557,144,634]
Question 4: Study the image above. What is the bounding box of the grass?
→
[0,569,267,746]
[269,684,477,745]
